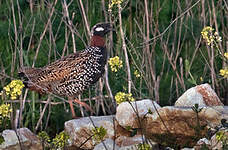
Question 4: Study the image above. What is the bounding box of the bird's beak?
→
[110,27,115,32]
[103,23,115,35]
[106,23,115,32]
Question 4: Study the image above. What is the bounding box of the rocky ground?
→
[1,83,227,150]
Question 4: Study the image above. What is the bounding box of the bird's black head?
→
[91,23,113,37]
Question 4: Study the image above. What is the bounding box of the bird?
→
[19,22,113,118]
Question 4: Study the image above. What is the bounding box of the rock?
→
[116,99,161,128]
[64,115,115,149]
[145,106,221,148]
[94,135,159,150]
[117,135,159,150]
[114,120,131,138]
[116,135,145,147]
[193,138,210,150]
[210,129,228,150]
[94,138,120,150]
[165,147,174,150]
[219,106,228,121]
[175,83,223,107]
[192,130,228,150]
[0,128,42,150]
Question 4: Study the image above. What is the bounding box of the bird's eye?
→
[95,27,104,32]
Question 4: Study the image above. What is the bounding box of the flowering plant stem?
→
[32,92,35,131]
[118,3,132,93]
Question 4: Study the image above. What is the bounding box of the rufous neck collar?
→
[90,35,105,47]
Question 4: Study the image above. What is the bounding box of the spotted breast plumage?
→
[19,23,113,118]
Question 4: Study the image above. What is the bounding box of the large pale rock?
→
[145,106,221,148]
[0,128,42,150]
[64,115,115,149]
[116,99,161,128]
[175,83,223,107]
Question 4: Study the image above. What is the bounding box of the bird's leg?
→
[73,98,94,114]
[78,95,84,117]
[68,99,77,118]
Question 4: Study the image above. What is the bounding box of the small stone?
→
[210,129,228,150]
[193,138,211,150]
[94,138,120,150]
[116,135,146,147]
[116,135,158,150]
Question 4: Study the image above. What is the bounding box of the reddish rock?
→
[196,84,223,106]
[145,106,221,148]
[175,83,223,107]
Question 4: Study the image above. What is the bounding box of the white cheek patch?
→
[95,27,104,32]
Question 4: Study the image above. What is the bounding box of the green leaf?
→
[185,59,190,72]
[0,134,4,145]
[187,78,197,85]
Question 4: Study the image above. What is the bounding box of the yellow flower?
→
[137,143,151,150]
[216,131,227,142]
[38,131,51,143]
[115,92,135,104]
[52,131,69,149]
[220,69,228,78]
[201,26,222,47]
[108,56,123,72]
[3,86,10,93]
[224,53,228,59]
[134,70,141,78]
[0,104,12,118]
[109,0,123,10]
[3,80,24,100]
[200,77,203,82]
[92,126,107,143]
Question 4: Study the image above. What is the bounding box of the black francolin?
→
[19,23,113,118]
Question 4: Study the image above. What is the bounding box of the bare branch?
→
[118,3,132,93]
[32,0,58,67]
[139,0,201,47]
[78,0,91,37]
